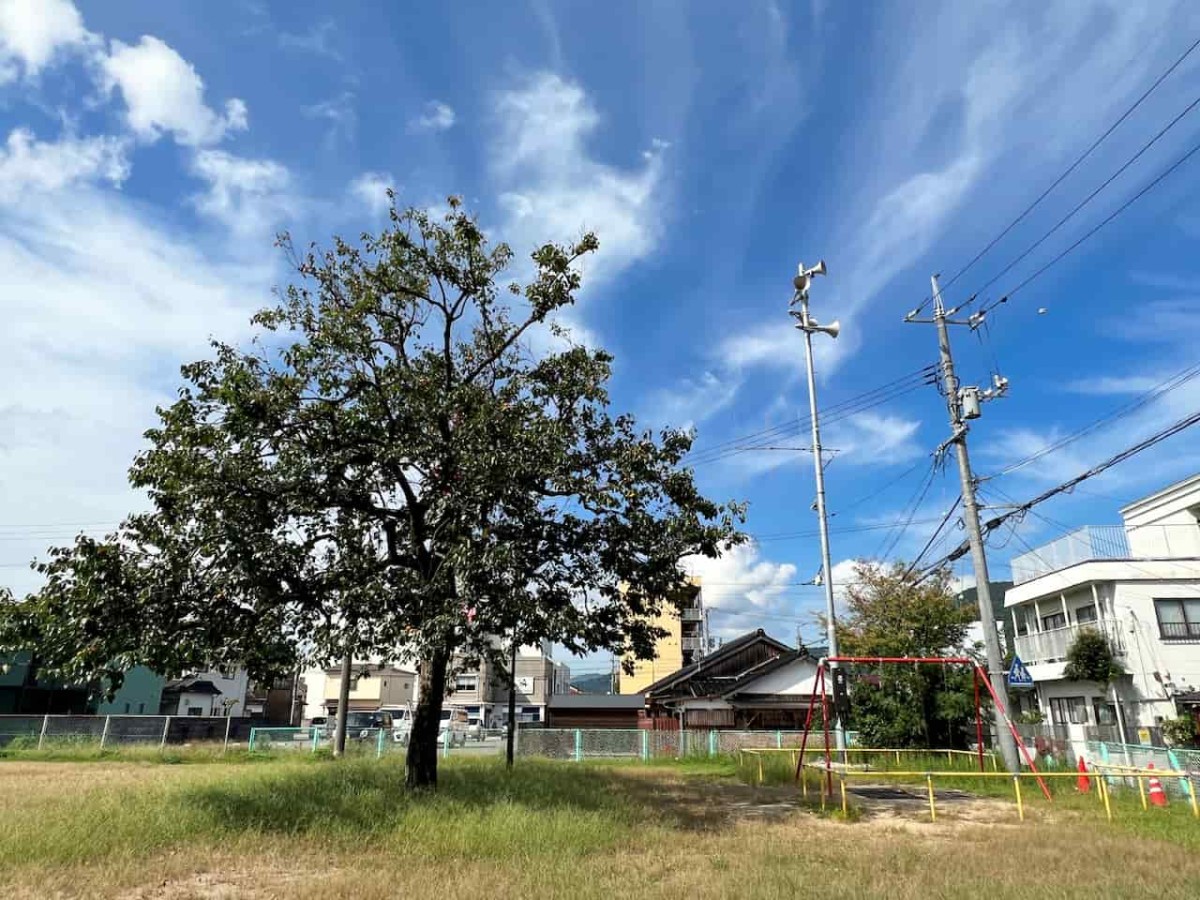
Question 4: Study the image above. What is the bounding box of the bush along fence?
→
[0,714,248,751]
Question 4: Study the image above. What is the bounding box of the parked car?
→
[380,706,413,745]
[439,707,469,747]
[342,710,393,742]
[466,714,484,742]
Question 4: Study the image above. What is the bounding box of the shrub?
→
[1162,715,1198,748]
[1063,629,1124,686]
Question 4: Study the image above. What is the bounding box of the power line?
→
[917,406,1200,578]
[977,129,1200,316]
[968,87,1200,307]
[908,35,1200,318]
[685,366,937,466]
[983,362,1200,481]
[938,36,1200,302]
[873,456,941,561]
[903,496,962,579]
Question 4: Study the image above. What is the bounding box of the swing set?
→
[795,655,1051,801]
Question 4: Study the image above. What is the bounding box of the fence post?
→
[311,725,319,753]
[161,716,170,750]
[709,729,717,757]
[376,727,384,759]
[37,715,49,750]
[99,715,111,751]
[249,728,257,752]
[641,729,649,762]
[223,716,232,755]
[776,730,782,750]
[574,729,582,762]
[442,726,449,759]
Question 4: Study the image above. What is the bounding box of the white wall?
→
[1121,475,1200,557]
[736,658,822,696]
[301,667,327,722]
[199,669,249,716]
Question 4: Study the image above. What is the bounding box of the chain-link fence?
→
[514,728,861,761]
[1087,738,1200,799]
[0,714,246,750]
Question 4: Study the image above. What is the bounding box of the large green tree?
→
[837,562,978,749]
[0,198,744,787]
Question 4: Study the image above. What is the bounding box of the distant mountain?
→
[571,672,615,694]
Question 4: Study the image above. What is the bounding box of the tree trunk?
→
[406,646,450,789]
[506,638,518,768]
[333,648,353,757]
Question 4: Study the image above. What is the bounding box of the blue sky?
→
[2,1,1200,675]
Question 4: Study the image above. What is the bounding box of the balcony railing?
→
[680,608,704,622]
[1013,619,1126,667]
[680,636,706,651]
[1010,526,1130,584]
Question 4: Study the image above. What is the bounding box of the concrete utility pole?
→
[909,275,1020,774]
[333,648,353,757]
[789,260,845,754]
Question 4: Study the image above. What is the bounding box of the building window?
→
[454,674,479,693]
[1042,611,1067,630]
[1092,699,1117,726]
[138,703,145,714]
[1154,598,1200,639]
[1075,605,1098,625]
[1050,696,1089,725]
[124,702,131,714]
[187,706,204,717]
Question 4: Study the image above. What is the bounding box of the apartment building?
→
[1003,473,1200,745]
[620,577,711,695]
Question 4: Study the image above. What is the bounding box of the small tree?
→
[837,562,977,749]
[1062,630,1125,687]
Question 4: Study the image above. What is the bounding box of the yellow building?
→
[620,577,707,694]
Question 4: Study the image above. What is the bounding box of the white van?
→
[439,707,469,747]
[379,706,413,744]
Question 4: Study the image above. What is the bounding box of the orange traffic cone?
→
[1076,756,1091,793]
[1147,762,1169,808]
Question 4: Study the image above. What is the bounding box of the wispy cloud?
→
[0,0,90,82]
[490,72,666,291]
[348,171,395,217]
[409,100,456,133]
[278,20,342,62]
[303,91,357,144]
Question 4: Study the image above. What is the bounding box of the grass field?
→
[2,753,1199,899]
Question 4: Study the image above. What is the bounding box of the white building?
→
[160,669,250,717]
[1004,474,1200,745]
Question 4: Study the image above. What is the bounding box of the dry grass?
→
[2,756,1199,899]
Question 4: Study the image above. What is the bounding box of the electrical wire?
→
[902,496,962,579]
[977,130,1200,316]
[873,456,940,561]
[684,365,937,466]
[968,87,1200,307]
[916,406,1200,578]
[982,361,1200,480]
[906,34,1200,318]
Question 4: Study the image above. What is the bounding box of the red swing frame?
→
[794,655,1050,800]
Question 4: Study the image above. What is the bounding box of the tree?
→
[1062,630,1125,687]
[0,197,744,788]
[836,562,977,749]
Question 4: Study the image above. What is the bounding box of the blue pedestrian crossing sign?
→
[1007,655,1034,689]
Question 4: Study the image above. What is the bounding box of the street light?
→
[788,260,845,754]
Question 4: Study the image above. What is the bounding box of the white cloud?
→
[685,541,803,640]
[0,128,129,200]
[103,36,248,146]
[303,91,356,143]
[190,149,295,238]
[409,100,456,133]
[348,171,395,217]
[823,412,922,466]
[0,0,88,82]
[641,371,740,431]
[491,72,665,290]
[0,184,273,596]
[278,20,342,62]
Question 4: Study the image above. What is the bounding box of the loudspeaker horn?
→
[815,319,840,339]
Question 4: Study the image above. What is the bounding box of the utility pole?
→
[505,636,518,768]
[907,275,1020,773]
[789,260,845,754]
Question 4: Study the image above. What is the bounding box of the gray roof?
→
[548,693,645,710]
